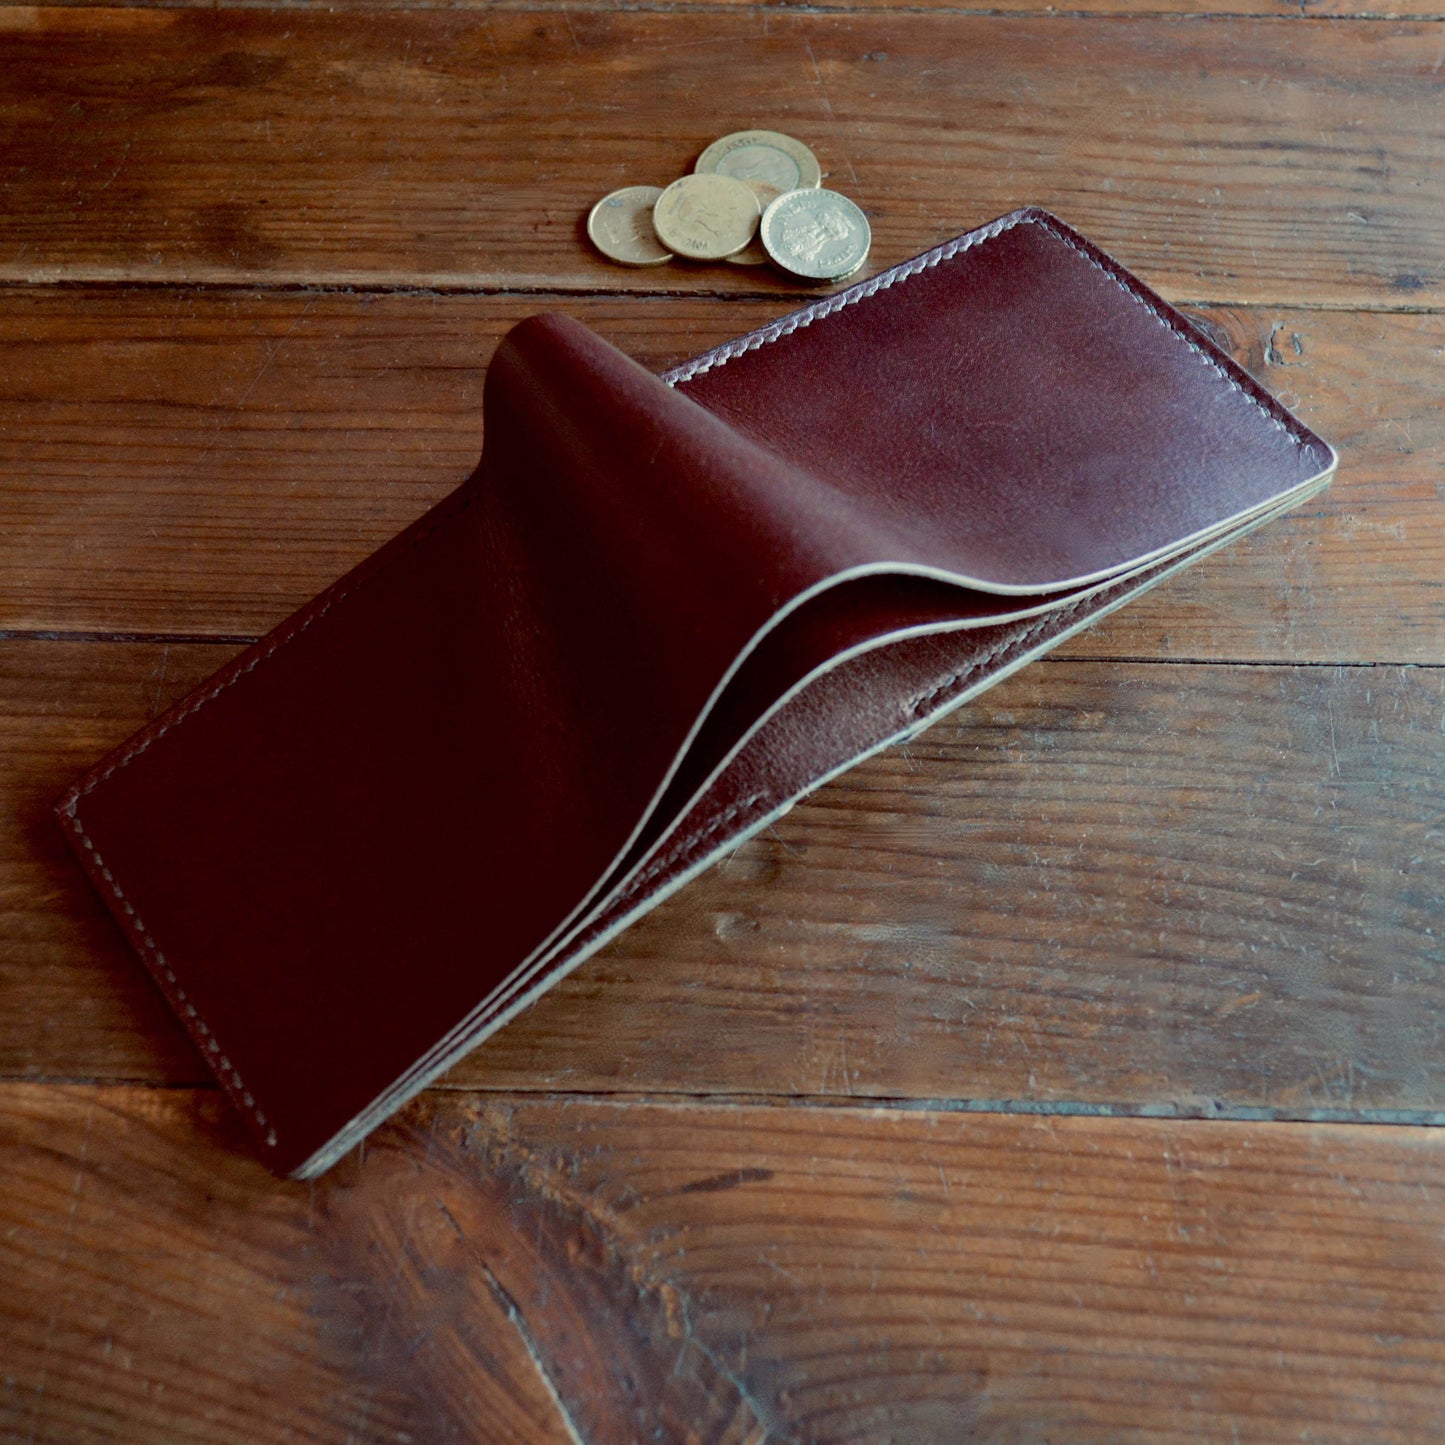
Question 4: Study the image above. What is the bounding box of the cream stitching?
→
[663,210,1028,387]
[667,209,1310,452]
[1029,217,1301,445]
[626,791,768,899]
[904,601,1082,720]
[58,805,278,1144]
[611,596,1090,914]
[74,491,480,803]
[62,487,480,1148]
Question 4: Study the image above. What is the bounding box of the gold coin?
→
[695,130,822,194]
[651,174,760,261]
[760,188,871,283]
[725,181,783,266]
[586,186,673,267]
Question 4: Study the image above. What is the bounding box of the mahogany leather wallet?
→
[58,208,1337,1176]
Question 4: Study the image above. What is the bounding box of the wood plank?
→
[9,0,1444,20]
[468,658,1445,1117]
[8,640,1442,1121]
[0,1085,581,1445]
[1066,303,1445,664]
[0,9,1441,304]
[5,1085,1445,1442]
[0,291,1439,662]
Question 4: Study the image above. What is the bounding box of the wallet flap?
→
[673,208,1335,590]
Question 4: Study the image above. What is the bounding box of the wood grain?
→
[1,291,1439,661]
[8,639,1442,1121]
[9,0,1444,19]
[5,1085,1445,1442]
[0,9,1441,304]
[0,1086,581,1445]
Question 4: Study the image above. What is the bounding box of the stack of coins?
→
[586,130,871,285]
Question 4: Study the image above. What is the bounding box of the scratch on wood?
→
[676,1292,777,1444]
[148,643,170,720]
[24,1096,95,1444]
[94,141,133,197]
[677,1166,776,1196]
[463,1112,773,1439]
[475,1257,588,1445]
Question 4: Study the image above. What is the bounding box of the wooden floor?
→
[1,0,1442,1437]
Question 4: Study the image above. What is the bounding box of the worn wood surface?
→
[10,0,1445,17]
[0,293,1439,659]
[7,1088,1445,1444]
[1,10,1443,305]
[1,1086,582,1445]
[5,640,1443,1123]
[1,0,1442,1436]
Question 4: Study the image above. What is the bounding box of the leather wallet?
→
[57,208,1337,1177]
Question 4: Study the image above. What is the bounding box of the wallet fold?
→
[58,207,1337,1176]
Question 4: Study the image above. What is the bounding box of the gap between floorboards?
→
[6,1079,1444,1128]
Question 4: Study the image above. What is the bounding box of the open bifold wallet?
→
[59,208,1337,1176]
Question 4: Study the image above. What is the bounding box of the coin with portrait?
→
[651,173,761,260]
[586,185,673,266]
